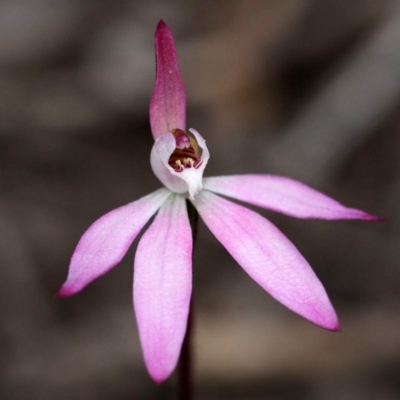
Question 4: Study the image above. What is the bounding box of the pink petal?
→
[134,194,192,383]
[203,175,380,220]
[150,20,186,139]
[192,190,339,331]
[57,188,171,297]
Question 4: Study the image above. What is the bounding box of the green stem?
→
[178,201,198,400]
[178,300,193,400]
[187,200,198,242]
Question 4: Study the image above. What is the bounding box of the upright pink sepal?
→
[150,20,186,139]
[134,194,192,383]
[203,175,381,220]
[57,188,171,297]
[192,191,339,331]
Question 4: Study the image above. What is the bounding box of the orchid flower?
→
[58,21,380,383]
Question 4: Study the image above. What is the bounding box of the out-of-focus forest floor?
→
[1,1,400,399]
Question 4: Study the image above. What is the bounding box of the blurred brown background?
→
[1,0,400,399]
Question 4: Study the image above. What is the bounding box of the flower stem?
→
[187,199,199,242]
[178,201,198,400]
[178,300,193,400]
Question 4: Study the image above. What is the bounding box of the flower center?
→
[168,129,202,172]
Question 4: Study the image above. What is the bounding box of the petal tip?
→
[147,363,173,384]
[315,315,340,332]
[363,214,386,222]
[326,320,341,332]
[156,19,168,31]
[55,285,76,298]
[151,374,168,385]
[347,209,385,222]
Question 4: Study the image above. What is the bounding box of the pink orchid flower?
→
[58,21,379,383]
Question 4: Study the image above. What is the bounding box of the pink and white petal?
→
[134,194,192,383]
[150,132,189,194]
[150,20,186,139]
[57,188,171,297]
[151,130,210,199]
[175,129,210,199]
[187,128,210,185]
[203,174,380,220]
[192,190,339,331]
